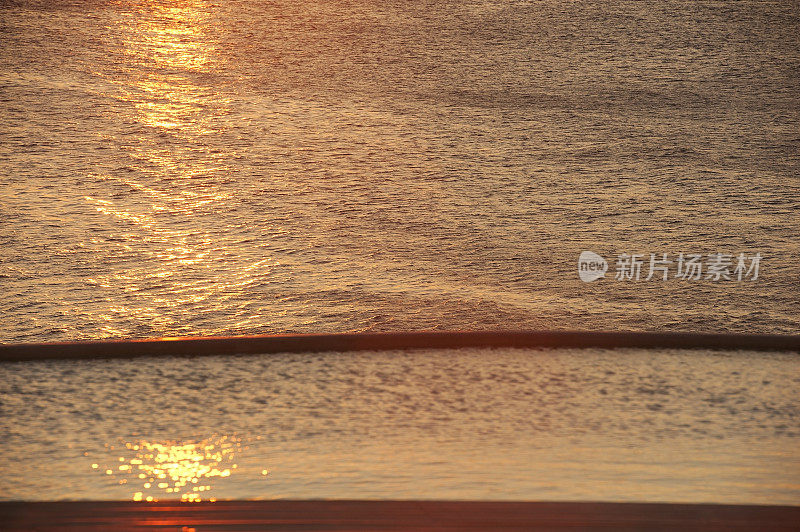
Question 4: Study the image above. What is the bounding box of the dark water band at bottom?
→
[0,330,798,362]
[1,500,798,531]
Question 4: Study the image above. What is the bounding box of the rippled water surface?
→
[1,0,799,506]
[2,0,799,341]
[1,348,798,503]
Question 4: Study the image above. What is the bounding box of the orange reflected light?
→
[91,434,242,502]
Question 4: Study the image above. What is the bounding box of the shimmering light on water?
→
[91,435,241,502]
[1,0,799,341]
[1,348,798,504]
[1,0,798,506]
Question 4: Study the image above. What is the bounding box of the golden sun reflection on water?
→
[114,0,224,132]
[91,435,246,502]
[72,0,248,337]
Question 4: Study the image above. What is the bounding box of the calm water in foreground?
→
[1,347,798,503]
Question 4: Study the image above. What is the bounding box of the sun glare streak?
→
[77,0,239,334]
[112,1,226,132]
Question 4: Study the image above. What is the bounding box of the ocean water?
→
[1,0,799,505]
[1,347,799,503]
[1,0,798,341]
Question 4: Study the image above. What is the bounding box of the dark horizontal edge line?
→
[1,500,799,531]
[1,330,798,362]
